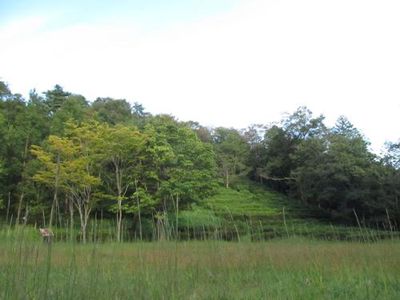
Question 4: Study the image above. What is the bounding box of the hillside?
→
[178,180,394,241]
[1,83,398,242]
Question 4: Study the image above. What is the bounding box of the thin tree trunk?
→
[49,153,61,228]
[114,162,123,243]
[16,135,30,226]
[134,180,142,241]
[42,209,46,227]
[49,195,55,229]
[137,195,142,241]
[85,204,92,243]
[117,199,122,242]
[16,192,24,226]
[69,197,74,242]
[56,196,62,228]
[77,206,83,242]
[77,205,87,243]
[83,192,93,243]
[23,204,29,225]
[175,194,179,240]
[81,221,87,244]
[6,192,11,225]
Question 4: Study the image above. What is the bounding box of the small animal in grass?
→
[39,228,54,243]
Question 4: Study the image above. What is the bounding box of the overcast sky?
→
[1,0,399,153]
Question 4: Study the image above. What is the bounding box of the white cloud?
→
[0,15,48,40]
[1,0,399,152]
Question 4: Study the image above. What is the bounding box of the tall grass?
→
[1,209,397,244]
[0,224,399,299]
[1,180,398,299]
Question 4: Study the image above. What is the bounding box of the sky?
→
[0,0,399,153]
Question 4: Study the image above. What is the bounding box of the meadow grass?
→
[1,182,398,299]
[1,227,399,299]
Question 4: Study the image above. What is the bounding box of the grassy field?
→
[1,182,398,299]
[1,227,400,299]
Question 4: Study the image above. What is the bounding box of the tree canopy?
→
[0,81,399,241]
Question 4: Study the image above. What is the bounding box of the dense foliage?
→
[0,81,399,241]
[251,107,400,226]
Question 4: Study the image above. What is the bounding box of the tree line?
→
[0,81,399,241]
[247,108,400,226]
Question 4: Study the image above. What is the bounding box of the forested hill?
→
[0,82,399,241]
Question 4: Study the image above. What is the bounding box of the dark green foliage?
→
[256,107,400,226]
[50,94,89,134]
[212,127,250,188]
[145,115,218,209]
[44,84,71,114]
[0,81,11,99]
[91,97,133,125]
[0,80,399,238]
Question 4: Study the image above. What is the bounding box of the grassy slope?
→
[179,180,394,240]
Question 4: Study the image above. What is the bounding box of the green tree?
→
[131,102,151,128]
[32,122,103,242]
[381,141,400,224]
[64,122,103,243]
[259,125,293,191]
[290,117,375,221]
[260,107,327,192]
[50,94,89,134]
[100,124,147,242]
[212,127,250,188]
[0,110,5,213]
[0,93,41,224]
[145,116,217,210]
[148,117,217,239]
[290,136,327,205]
[0,81,11,99]
[185,121,213,143]
[31,135,77,228]
[44,84,71,115]
[282,106,326,140]
[92,97,132,125]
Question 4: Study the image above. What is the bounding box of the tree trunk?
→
[81,221,87,244]
[137,197,142,241]
[49,153,61,228]
[16,135,30,226]
[16,192,24,225]
[49,194,56,229]
[76,203,88,244]
[225,170,230,188]
[84,197,92,243]
[117,199,122,242]
[114,162,123,242]
[6,192,11,224]
[69,197,74,242]
[77,206,84,243]
[175,195,179,240]
[135,180,142,241]
[23,204,29,225]
[42,209,46,227]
